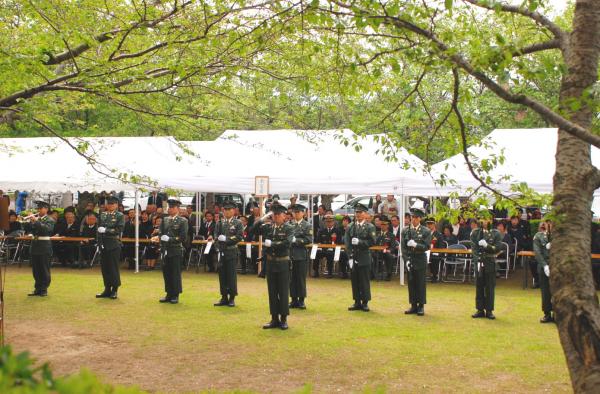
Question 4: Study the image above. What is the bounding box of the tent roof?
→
[430,128,600,196]
[0,130,429,194]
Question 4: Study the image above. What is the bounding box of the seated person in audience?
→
[496,221,512,245]
[315,215,343,278]
[79,212,98,268]
[144,215,162,270]
[55,210,79,267]
[122,209,138,270]
[7,210,23,236]
[376,215,398,281]
[337,216,351,279]
[457,218,472,241]
[426,218,443,283]
[199,211,217,272]
[442,225,458,246]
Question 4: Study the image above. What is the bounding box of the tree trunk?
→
[552,1,600,392]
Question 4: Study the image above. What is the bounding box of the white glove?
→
[292,236,296,243]
[544,265,550,277]
[478,239,488,247]
[217,234,227,242]
[97,227,106,234]
[546,242,551,250]
[406,260,411,271]
[160,235,170,242]
[264,239,272,247]
[351,237,359,245]
[478,262,483,272]
[407,239,417,248]
[260,212,272,221]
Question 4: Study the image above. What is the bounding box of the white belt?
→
[35,236,51,240]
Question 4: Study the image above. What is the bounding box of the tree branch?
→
[462,0,567,41]
[512,38,561,57]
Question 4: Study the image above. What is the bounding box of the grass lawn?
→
[4,266,571,393]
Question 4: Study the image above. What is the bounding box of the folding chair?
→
[495,242,511,279]
[442,244,471,283]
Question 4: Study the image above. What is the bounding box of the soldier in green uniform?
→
[262,204,294,330]
[533,219,554,323]
[376,215,398,281]
[401,208,432,316]
[96,196,125,300]
[425,217,443,283]
[345,203,376,312]
[470,209,503,319]
[289,204,312,309]
[154,199,188,304]
[212,201,244,307]
[24,201,55,297]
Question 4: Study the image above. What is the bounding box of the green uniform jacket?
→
[159,215,189,257]
[470,228,503,264]
[25,215,55,255]
[214,218,244,255]
[344,221,377,266]
[98,211,125,251]
[289,219,312,260]
[265,222,294,257]
[377,230,399,252]
[533,231,550,272]
[401,225,432,270]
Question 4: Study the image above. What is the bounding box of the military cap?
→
[291,203,307,212]
[34,200,50,209]
[410,208,426,217]
[167,199,182,207]
[272,204,287,215]
[379,215,390,225]
[106,196,119,204]
[324,214,335,221]
[425,217,436,224]
[222,201,236,209]
[354,203,369,212]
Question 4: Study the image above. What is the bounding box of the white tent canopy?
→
[0,130,430,195]
[430,128,600,197]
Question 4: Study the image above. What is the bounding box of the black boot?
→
[416,304,424,316]
[404,304,418,314]
[486,310,496,320]
[228,295,236,307]
[297,298,306,310]
[362,301,370,312]
[540,313,554,323]
[263,315,280,329]
[348,302,362,311]
[279,315,289,330]
[159,294,171,303]
[169,296,179,304]
[289,298,298,308]
[214,297,228,306]
[96,287,111,298]
[472,310,485,318]
[109,286,118,299]
[28,290,40,297]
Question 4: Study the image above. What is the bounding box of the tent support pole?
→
[135,188,140,274]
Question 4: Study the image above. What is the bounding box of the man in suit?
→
[154,199,188,304]
[345,203,377,312]
[313,204,326,237]
[24,201,55,296]
[315,214,344,278]
[261,204,293,330]
[471,210,503,320]
[211,201,244,307]
[401,208,432,316]
[96,196,125,299]
[200,211,217,272]
[289,204,312,309]
[79,212,98,268]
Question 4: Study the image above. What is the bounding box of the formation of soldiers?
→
[17,198,556,330]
